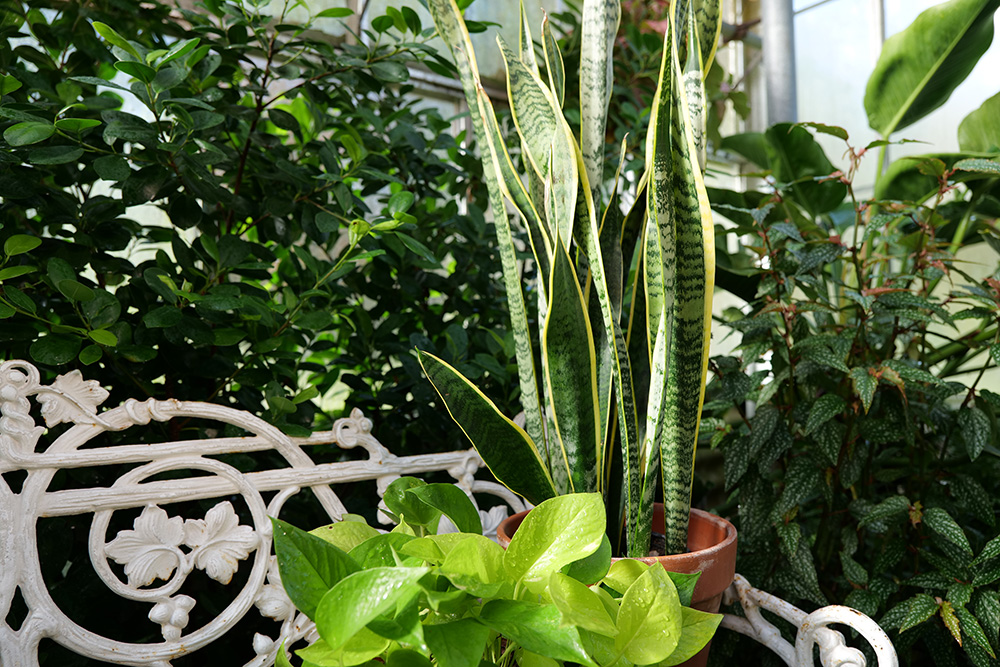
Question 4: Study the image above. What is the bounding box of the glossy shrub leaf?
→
[615,564,683,664]
[270,517,359,620]
[88,329,118,346]
[4,235,42,256]
[0,266,35,281]
[57,279,95,302]
[92,21,142,60]
[865,0,1000,136]
[29,335,81,365]
[417,351,556,505]
[924,507,973,556]
[548,572,617,636]
[0,75,22,95]
[54,118,101,133]
[28,146,84,165]
[504,493,604,585]
[314,566,428,652]
[959,91,1000,151]
[661,607,723,666]
[4,121,55,146]
[423,620,490,667]
[478,600,595,666]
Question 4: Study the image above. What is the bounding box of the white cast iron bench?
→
[0,360,898,666]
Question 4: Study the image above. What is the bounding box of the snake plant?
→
[418,0,720,558]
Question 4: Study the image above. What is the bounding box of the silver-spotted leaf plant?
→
[417,0,722,557]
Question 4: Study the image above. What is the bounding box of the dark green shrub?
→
[0,0,516,449]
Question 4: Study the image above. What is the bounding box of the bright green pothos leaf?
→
[549,572,618,636]
[314,566,428,653]
[270,517,360,620]
[310,521,381,552]
[615,564,684,664]
[416,350,556,505]
[297,630,390,666]
[864,0,1000,137]
[504,493,605,585]
[426,0,547,452]
[423,620,491,667]
[579,0,620,201]
[479,600,596,666]
[408,483,482,535]
[661,607,724,666]
[543,238,601,494]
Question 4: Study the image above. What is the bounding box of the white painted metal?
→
[722,574,899,666]
[1,360,897,666]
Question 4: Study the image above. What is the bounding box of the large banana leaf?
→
[426,0,547,452]
[417,351,557,505]
[959,91,1000,152]
[865,0,1000,137]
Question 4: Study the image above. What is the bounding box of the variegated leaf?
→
[579,0,620,201]
[417,350,556,505]
[541,13,564,107]
[426,0,547,450]
[925,507,974,556]
[543,238,601,494]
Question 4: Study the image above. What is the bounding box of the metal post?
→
[761,0,797,124]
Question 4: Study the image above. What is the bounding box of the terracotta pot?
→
[496,503,737,667]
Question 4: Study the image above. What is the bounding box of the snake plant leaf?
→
[475,85,553,289]
[427,0,547,451]
[865,0,1000,137]
[498,36,578,244]
[658,17,716,554]
[574,143,643,557]
[544,237,601,494]
[417,350,557,505]
[589,139,631,450]
[541,14,565,107]
[959,91,1000,152]
[683,6,708,171]
[672,0,723,75]
[519,0,540,75]
[580,0,621,202]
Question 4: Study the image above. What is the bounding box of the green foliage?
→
[271,479,722,667]
[707,1,1000,658]
[0,0,515,450]
[423,0,724,557]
